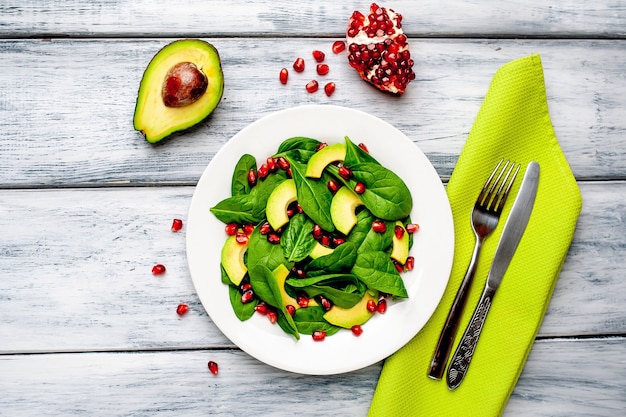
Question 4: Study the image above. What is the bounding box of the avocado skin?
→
[134,39,224,143]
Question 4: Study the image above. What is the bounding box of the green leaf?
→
[343,136,379,166]
[228,284,257,321]
[358,220,394,253]
[277,136,322,154]
[286,273,365,308]
[305,241,358,274]
[293,306,341,336]
[352,251,408,298]
[246,226,286,273]
[210,194,263,224]
[232,154,257,196]
[287,159,335,232]
[281,213,317,262]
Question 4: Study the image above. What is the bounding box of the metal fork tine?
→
[494,163,521,213]
[477,158,504,205]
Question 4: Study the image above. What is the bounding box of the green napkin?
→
[368,54,582,416]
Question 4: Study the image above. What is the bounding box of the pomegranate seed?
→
[279,68,289,84]
[324,82,336,97]
[351,324,364,336]
[312,224,323,239]
[318,296,333,311]
[247,168,257,187]
[176,304,189,315]
[316,142,328,151]
[358,143,369,153]
[305,80,319,93]
[152,264,166,275]
[367,299,377,313]
[405,256,415,271]
[267,310,278,324]
[267,233,281,244]
[312,50,325,62]
[267,157,278,172]
[327,179,340,193]
[372,221,386,233]
[259,221,272,235]
[320,235,331,247]
[240,282,252,292]
[332,40,346,53]
[395,225,405,239]
[332,236,345,247]
[171,218,183,232]
[242,224,255,235]
[241,289,254,304]
[338,165,353,180]
[394,261,404,273]
[257,163,269,179]
[235,230,249,244]
[225,223,238,236]
[354,182,366,194]
[208,360,219,375]
[295,269,306,278]
[286,305,296,316]
[377,299,387,314]
[406,223,420,234]
[312,330,327,341]
[276,157,290,170]
[293,57,305,72]
[316,64,329,76]
[255,301,269,315]
[297,293,309,308]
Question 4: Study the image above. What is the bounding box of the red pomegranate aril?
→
[366,299,377,313]
[318,296,333,311]
[257,163,269,179]
[372,220,387,233]
[152,264,166,275]
[267,157,278,172]
[377,298,388,314]
[394,260,404,273]
[171,218,183,232]
[235,231,249,244]
[332,236,345,247]
[267,310,278,324]
[312,50,325,62]
[316,142,328,151]
[320,235,331,247]
[241,289,254,304]
[406,223,420,234]
[358,143,369,153]
[276,156,290,170]
[332,40,346,53]
[255,301,269,315]
[305,80,319,93]
[338,165,353,180]
[312,330,327,341]
[242,223,255,235]
[208,360,219,375]
[354,182,366,194]
[351,324,364,336]
[297,293,310,308]
[316,64,329,76]
[240,282,252,292]
[286,305,296,316]
[405,256,415,271]
[225,223,238,236]
[279,68,289,84]
[293,57,305,72]
[267,233,281,244]
[247,168,257,187]
[176,303,189,315]
[327,179,340,193]
[324,82,336,97]
[259,221,272,235]
[312,224,323,239]
[295,268,306,278]
[394,225,405,239]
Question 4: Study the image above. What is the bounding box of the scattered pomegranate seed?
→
[332,236,345,247]
[318,296,333,311]
[293,57,305,72]
[279,68,289,84]
[358,143,369,153]
[312,50,325,62]
[255,301,269,315]
[267,157,278,172]
[171,218,183,232]
[242,224,255,235]
[312,224,323,239]
[332,40,346,54]
[394,261,404,273]
[225,223,238,236]
[247,168,257,187]
[295,268,306,278]
[327,179,340,193]
[235,231,249,244]
[372,221,387,233]
[405,256,415,271]
[267,310,278,324]
[354,182,366,194]
[241,289,254,304]
[258,163,269,179]
[305,80,319,93]
[267,233,281,244]
[286,305,296,316]
[367,299,377,313]
[312,330,327,341]
[152,264,166,275]
[406,223,420,234]
[208,360,219,375]
[395,225,405,239]
[259,221,272,235]
[297,293,309,308]
[176,304,189,315]
[276,157,290,170]
[316,64,329,76]
[338,165,353,180]
[377,299,387,314]
[240,282,252,292]
[320,235,331,247]
[351,324,364,336]
[324,82,336,97]
[316,142,328,151]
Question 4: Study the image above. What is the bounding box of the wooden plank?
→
[0,0,624,38]
[0,181,624,353]
[0,38,624,187]
[0,337,624,416]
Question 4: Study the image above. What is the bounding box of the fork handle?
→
[427,238,483,380]
[446,285,496,390]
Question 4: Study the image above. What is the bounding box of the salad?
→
[210,136,418,341]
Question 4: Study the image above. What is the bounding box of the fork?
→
[427,158,520,380]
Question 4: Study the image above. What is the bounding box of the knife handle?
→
[446,286,496,390]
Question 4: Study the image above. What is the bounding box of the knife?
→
[446,161,540,390]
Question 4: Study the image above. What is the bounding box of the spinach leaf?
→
[277,136,322,154]
[281,213,317,262]
[345,209,374,248]
[343,136,379,166]
[358,220,394,253]
[246,226,286,273]
[250,169,288,212]
[305,241,358,274]
[293,306,341,336]
[352,251,408,298]
[287,158,335,232]
[228,284,257,321]
[286,273,365,308]
[232,154,257,196]
[210,194,262,224]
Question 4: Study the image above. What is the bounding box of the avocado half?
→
[133,39,224,143]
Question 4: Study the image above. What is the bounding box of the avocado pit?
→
[162,62,208,108]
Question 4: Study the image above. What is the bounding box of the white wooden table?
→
[1,1,625,415]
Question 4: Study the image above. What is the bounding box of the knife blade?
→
[446,161,540,390]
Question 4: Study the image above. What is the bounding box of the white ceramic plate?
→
[186,105,454,375]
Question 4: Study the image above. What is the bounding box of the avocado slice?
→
[323,290,378,329]
[266,179,297,230]
[390,221,409,264]
[221,234,249,286]
[305,143,347,178]
[273,263,299,309]
[134,39,224,143]
[309,241,335,259]
[330,186,364,235]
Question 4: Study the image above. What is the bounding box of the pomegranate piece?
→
[338,165,353,180]
[377,298,387,314]
[225,223,238,236]
[176,303,189,315]
[366,299,377,313]
[171,218,183,232]
[162,62,208,107]
[351,324,364,336]
[405,256,415,271]
[293,57,305,72]
[346,3,415,94]
[354,182,366,194]
[372,220,386,233]
[406,223,420,234]
[235,231,249,244]
[324,82,336,97]
[241,289,255,304]
[247,168,257,187]
[312,330,327,341]
[394,225,405,239]
[152,264,166,275]
[316,64,329,76]
[312,50,325,62]
[208,360,219,375]
[305,80,319,93]
[332,40,346,54]
[279,68,289,84]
